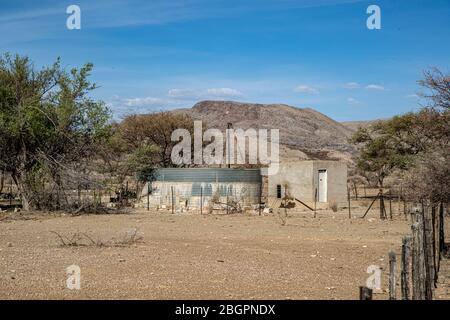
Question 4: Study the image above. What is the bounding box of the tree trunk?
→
[379,188,386,220]
[11,173,31,211]
[0,170,4,194]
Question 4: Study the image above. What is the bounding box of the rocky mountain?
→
[175,100,359,162]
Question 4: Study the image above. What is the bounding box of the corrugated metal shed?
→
[151,168,261,183]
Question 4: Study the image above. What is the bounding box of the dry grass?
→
[50,229,143,247]
[0,207,425,300]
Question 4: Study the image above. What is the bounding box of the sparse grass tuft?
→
[51,228,144,247]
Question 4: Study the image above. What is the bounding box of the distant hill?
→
[340,119,385,132]
[174,100,359,162]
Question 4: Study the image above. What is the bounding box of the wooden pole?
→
[314,188,317,218]
[171,186,174,214]
[422,204,434,299]
[200,186,203,215]
[361,192,380,219]
[439,202,445,258]
[431,205,438,285]
[353,182,358,200]
[401,236,412,300]
[404,201,407,221]
[226,187,229,215]
[359,286,373,300]
[347,185,351,219]
[147,181,150,211]
[411,211,426,300]
[389,189,393,220]
[389,251,397,300]
[258,180,262,216]
[379,188,386,220]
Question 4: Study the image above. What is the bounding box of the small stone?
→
[7,242,12,247]
[119,258,126,262]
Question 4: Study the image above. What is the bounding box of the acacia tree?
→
[0,53,111,210]
[349,123,412,219]
[350,68,449,216]
[119,112,195,176]
[399,69,449,203]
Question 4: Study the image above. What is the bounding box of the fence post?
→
[379,188,386,220]
[171,186,174,214]
[422,204,434,299]
[431,205,438,285]
[389,251,397,300]
[313,188,317,218]
[359,286,373,300]
[147,181,150,211]
[411,210,426,300]
[200,186,203,215]
[401,236,412,300]
[389,189,393,220]
[347,185,351,219]
[439,202,445,258]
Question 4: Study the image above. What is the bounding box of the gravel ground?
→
[0,208,415,299]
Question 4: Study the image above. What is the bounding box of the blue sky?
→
[1,0,449,121]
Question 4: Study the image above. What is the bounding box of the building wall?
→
[265,161,347,207]
[141,181,260,209]
[312,161,348,204]
[139,168,261,210]
[266,161,315,201]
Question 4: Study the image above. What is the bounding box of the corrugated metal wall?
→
[142,168,262,208]
[151,168,261,183]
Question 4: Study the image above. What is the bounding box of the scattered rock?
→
[7,242,13,247]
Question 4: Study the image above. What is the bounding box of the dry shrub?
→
[277,208,287,226]
[51,228,143,247]
[330,201,338,212]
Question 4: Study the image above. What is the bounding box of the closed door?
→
[318,170,327,202]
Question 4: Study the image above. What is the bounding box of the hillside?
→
[341,119,385,132]
[175,100,358,162]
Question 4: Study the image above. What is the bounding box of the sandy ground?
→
[0,207,424,300]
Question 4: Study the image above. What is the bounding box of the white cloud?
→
[105,95,183,118]
[206,87,243,97]
[167,89,199,100]
[365,84,385,91]
[167,87,243,100]
[124,96,166,107]
[347,97,360,104]
[293,85,319,94]
[343,82,360,89]
[406,94,419,99]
